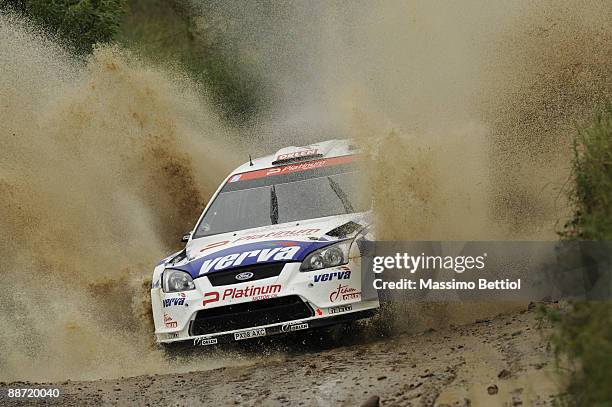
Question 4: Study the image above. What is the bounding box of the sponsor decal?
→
[233,228,320,242]
[197,229,321,253]
[229,155,359,182]
[329,304,353,315]
[202,284,282,306]
[181,240,334,279]
[199,245,300,275]
[199,240,230,253]
[163,313,177,329]
[281,322,309,332]
[194,337,218,346]
[316,308,323,316]
[234,328,266,341]
[313,267,351,283]
[162,297,185,307]
[202,291,220,307]
[276,148,319,161]
[162,292,187,308]
[329,284,361,302]
[235,271,254,281]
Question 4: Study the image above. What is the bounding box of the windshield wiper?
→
[327,176,355,214]
[270,185,279,224]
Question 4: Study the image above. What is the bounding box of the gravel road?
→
[3,304,560,407]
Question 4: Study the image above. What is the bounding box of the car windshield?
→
[193,157,368,238]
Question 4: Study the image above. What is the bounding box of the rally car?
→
[151,139,379,346]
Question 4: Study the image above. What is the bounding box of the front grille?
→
[190,295,314,336]
[206,262,286,286]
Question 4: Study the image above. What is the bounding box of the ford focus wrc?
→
[151,139,379,345]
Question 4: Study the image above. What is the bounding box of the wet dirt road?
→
[4,306,560,406]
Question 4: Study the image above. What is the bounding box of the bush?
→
[117,0,268,125]
[1,0,126,53]
[553,105,612,406]
[545,302,612,406]
[561,104,612,240]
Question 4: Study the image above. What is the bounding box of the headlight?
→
[162,269,195,292]
[300,240,352,272]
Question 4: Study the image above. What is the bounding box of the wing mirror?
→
[181,232,191,243]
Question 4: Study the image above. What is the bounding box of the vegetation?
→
[545,302,612,406]
[561,104,612,240]
[4,2,611,403]
[1,0,126,53]
[550,105,612,407]
[1,0,268,125]
[116,0,269,125]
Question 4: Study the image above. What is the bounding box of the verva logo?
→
[162,297,185,308]
[276,149,319,161]
[163,292,187,307]
[199,246,300,275]
[314,267,351,283]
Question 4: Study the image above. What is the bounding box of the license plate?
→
[234,328,266,341]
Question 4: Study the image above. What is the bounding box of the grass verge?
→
[550,104,612,406]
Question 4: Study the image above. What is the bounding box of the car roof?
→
[229,139,359,176]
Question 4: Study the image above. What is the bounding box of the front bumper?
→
[152,261,379,345]
[169,303,378,346]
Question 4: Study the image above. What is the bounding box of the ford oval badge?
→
[235,271,254,281]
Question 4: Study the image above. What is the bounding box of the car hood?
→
[168,213,371,279]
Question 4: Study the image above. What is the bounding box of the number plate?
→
[234,328,266,341]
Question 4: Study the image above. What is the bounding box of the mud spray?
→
[3,1,612,382]
[193,0,612,330]
[344,0,612,331]
[0,13,265,382]
[193,0,612,239]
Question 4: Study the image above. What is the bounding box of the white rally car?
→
[151,139,379,346]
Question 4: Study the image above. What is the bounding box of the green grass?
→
[561,104,612,240]
[552,104,612,407]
